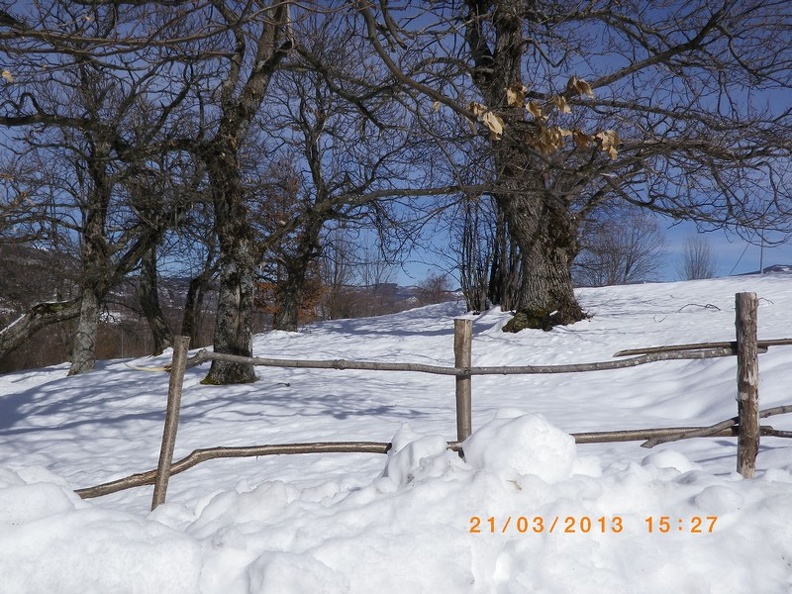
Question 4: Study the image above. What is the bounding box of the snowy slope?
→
[2,275,792,593]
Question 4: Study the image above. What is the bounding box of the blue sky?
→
[660,219,792,280]
[398,217,792,287]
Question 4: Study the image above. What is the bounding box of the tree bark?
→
[181,270,212,346]
[488,206,521,312]
[272,218,323,332]
[497,187,584,331]
[139,246,173,355]
[68,287,101,375]
[272,281,300,332]
[69,158,111,375]
[201,144,258,384]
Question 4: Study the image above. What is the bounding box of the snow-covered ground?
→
[2,275,792,593]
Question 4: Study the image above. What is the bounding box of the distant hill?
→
[736,264,792,276]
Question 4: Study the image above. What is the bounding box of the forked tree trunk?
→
[272,220,323,332]
[196,1,291,384]
[69,184,109,375]
[488,206,521,311]
[272,281,300,332]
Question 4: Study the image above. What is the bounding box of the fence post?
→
[735,292,759,478]
[151,335,191,510]
[454,319,473,441]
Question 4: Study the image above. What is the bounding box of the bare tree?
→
[249,11,452,331]
[574,210,665,287]
[453,194,521,313]
[678,235,718,280]
[354,1,792,331]
[316,229,356,320]
[456,197,494,312]
[0,3,198,370]
[415,272,453,306]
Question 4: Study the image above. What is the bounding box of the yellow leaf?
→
[552,96,572,114]
[525,101,543,119]
[482,111,504,140]
[1,70,14,83]
[567,76,594,98]
[505,83,528,107]
[432,100,440,112]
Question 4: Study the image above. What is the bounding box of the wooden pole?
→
[735,292,759,478]
[151,335,191,510]
[454,319,473,441]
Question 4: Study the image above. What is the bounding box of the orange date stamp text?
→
[469,515,718,535]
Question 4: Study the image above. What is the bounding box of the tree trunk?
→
[272,280,300,332]
[181,247,217,346]
[271,220,322,332]
[498,192,584,332]
[488,206,521,311]
[69,287,101,375]
[139,247,173,355]
[69,174,110,375]
[182,276,206,346]
[464,0,586,331]
[202,145,257,385]
[195,2,291,384]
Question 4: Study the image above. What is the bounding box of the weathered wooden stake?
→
[735,292,759,478]
[454,319,473,441]
[151,335,191,510]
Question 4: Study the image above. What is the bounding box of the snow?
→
[3,274,792,592]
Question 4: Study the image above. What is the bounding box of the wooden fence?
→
[73,292,792,508]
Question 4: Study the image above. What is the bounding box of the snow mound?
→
[0,469,203,594]
[462,412,577,483]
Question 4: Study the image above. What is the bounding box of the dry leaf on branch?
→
[531,126,572,154]
[482,111,504,140]
[595,129,619,159]
[469,101,505,140]
[551,95,572,114]
[469,101,488,118]
[567,76,594,98]
[573,130,593,149]
[432,100,440,112]
[525,101,543,119]
[1,70,13,83]
[506,83,528,107]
